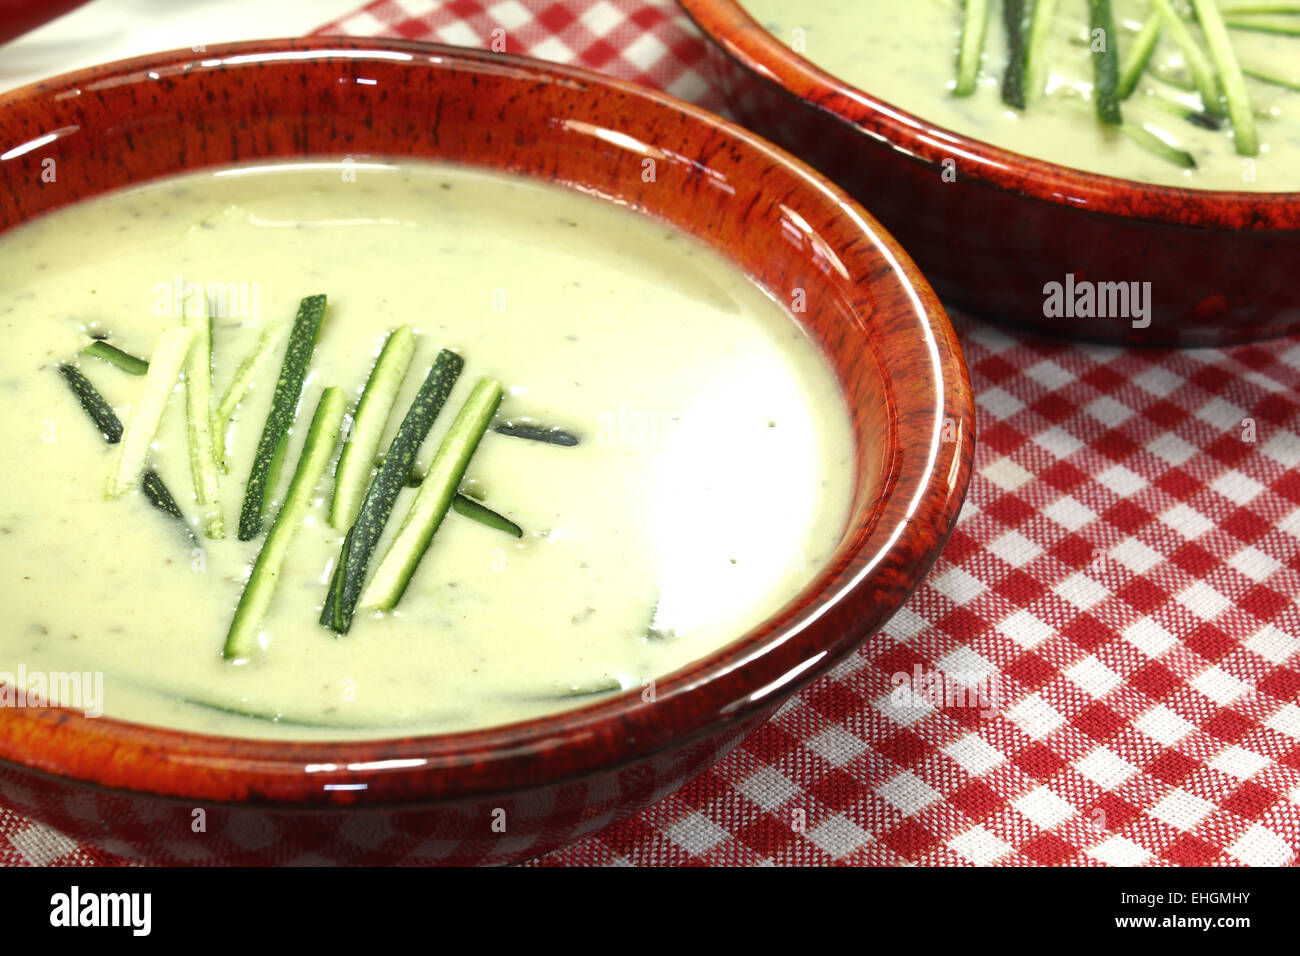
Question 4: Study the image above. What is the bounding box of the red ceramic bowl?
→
[680,0,1300,348]
[0,0,90,46]
[0,38,973,865]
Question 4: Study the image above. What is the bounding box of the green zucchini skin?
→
[451,493,523,537]
[1194,0,1261,155]
[321,348,464,634]
[214,321,289,471]
[1001,0,1032,109]
[57,363,194,540]
[141,470,199,547]
[1244,66,1300,92]
[224,386,347,661]
[58,364,123,443]
[106,326,194,500]
[1120,122,1199,167]
[1224,14,1300,35]
[1118,11,1163,100]
[1089,0,1124,125]
[80,341,149,376]
[183,292,224,539]
[492,421,580,446]
[237,294,328,541]
[141,470,185,519]
[954,0,991,96]
[360,377,504,612]
[330,325,416,530]
[1022,0,1060,105]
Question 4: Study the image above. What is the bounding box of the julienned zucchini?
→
[1224,14,1300,34]
[1152,0,1226,116]
[58,364,123,442]
[360,377,504,612]
[1193,0,1261,155]
[182,289,224,539]
[954,0,991,96]
[321,349,464,634]
[80,341,148,375]
[106,326,196,499]
[141,469,198,547]
[213,321,289,471]
[223,387,346,661]
[57,363,194,542]
[237,295,327,540]
[1088,0,1123,124]
[1117,12,1163,99]
[329,326,416,530]
[492,421,580,446]
[1120,122,1198,167]
[1001,0,1033,108]
[451,494,523,537]
[1022,0,1060,105]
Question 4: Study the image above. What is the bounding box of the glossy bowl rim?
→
[0,37,973,807]
[678,0,1300,232]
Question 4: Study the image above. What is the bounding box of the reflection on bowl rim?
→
[678,0,1300,231]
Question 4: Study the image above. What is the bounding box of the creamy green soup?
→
[0,161,854,740]
[743,0,1300,191]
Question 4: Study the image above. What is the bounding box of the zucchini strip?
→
[1118,12,1163,99]
[182,289,224,539]
[361,378,504,612]
[141,470,199,547]
[1022,0,1060,104]
[1193,0,1262,154]
[451,493,523,538]
[1144,91,1224,128]
[492,421,580,446]
[514,679,624,702]
[1153,0,1226,115]
[1244,65,1300,90]
[321,349,464,633]
[223,387,346,661]
[1088,0,1123,124]
[237,294,327,540]
[57,364,123,442]
[1219,1,1300,10]
[106,326,195,499]
[213,321,289,471]
[1120,122,1199,167]
[57,364,194,541]
[329,325,416,530]
[1001,0,1034,108]
[141,470,187,520]
[954,0,991,96]
[1223,14,1300,33]
[80,341,148,376]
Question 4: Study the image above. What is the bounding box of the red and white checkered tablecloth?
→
[2,0,1298,867]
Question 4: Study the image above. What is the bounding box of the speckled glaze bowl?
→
[0,39,973,865]
[680,0,1300,348]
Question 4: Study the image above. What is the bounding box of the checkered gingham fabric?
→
[2,0,1298,868]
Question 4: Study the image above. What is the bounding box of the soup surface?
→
[743,0,1300,191]
[0,161,854,739]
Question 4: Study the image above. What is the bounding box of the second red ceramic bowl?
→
[0,38,973,865]
[681,0,1300,348]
